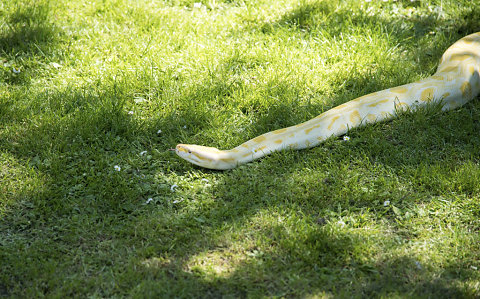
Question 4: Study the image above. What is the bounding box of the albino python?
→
[176,32,480,170]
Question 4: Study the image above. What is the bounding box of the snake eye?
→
[188,150,192,154]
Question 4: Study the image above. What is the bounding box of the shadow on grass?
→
[260,0,480,37]
[3,55,480,299]
[1,2,480,297]
[0,2,54,51]
[255,0,480,75]
[125,94,480,297]
[0,0,63,85]
[132,243,478,297]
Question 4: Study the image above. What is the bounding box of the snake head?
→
[175,144,236,170]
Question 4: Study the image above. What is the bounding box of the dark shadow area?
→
[1,1,480,297]
[0,2,55,52]
[255,1,480,76]
[0,0,63,85]
[261,0,480,37]
[359,255,479,297]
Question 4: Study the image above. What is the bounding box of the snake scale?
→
[176,32,480,170]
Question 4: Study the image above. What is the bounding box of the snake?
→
[175,32,480,170]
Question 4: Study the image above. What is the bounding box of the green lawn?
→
[1,0,480,297]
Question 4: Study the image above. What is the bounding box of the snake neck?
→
[225,143,273,166]
[225,119,328,166]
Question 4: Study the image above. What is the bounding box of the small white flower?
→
[384,200,390,207]
[157,129,162,134]
[337,220,345,227]
[140,151,147,156]
[343,136,350,141]
[146,198,153,204]
[183,125,187,129]
[114,165,121,171]
[128,111,134,115]
[12,67,20,74]
[173,198,184,204]
[193,2,202,8]
[170,184,178,192]
[51,62,61,69]
[471,265,478,270]
[201,178,211,187]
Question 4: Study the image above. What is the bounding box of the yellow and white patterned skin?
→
[176,32,480,170]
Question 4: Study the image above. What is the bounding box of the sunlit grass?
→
[1,0,479,297]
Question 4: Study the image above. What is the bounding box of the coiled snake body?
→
[176,32,480,170]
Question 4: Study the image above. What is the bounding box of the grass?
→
[1,0,480,297]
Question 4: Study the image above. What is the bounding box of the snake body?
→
[176,32,480,170]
